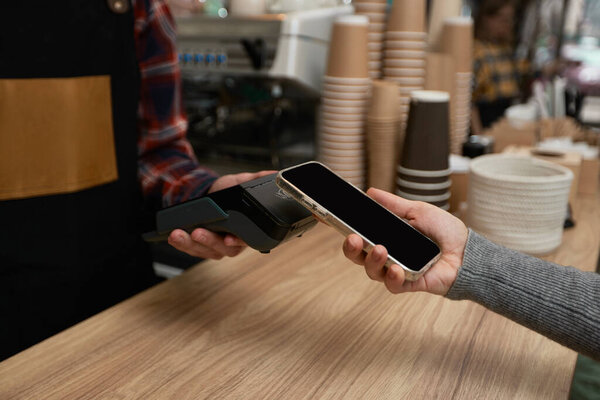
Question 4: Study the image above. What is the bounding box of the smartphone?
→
[276,161,441,281]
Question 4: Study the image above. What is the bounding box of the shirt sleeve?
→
[446,229,600,360]
[134,0,218,209]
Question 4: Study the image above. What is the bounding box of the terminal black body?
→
[143,173,316,253]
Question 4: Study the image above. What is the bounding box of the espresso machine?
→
[175,6,353,172]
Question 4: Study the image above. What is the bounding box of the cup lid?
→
[410,90,450,102]
[336,14,369,26]
[443,16,473,26]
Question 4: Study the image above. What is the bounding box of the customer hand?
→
[342,188,468,295]
[168,170,275,260]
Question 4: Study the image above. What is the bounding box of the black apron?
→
[0,1,158,360]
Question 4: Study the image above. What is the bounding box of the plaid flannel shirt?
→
[134,0,218,208]
[472,40,528,104]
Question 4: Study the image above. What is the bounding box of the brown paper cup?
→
[387,0,427,33]
[367,80,401,120]
[400,90,450,171]
[386,31,428,40]
[425,52,455,92]
[441,17,473,73]
[326,16,370,78]
[428,0,462,51]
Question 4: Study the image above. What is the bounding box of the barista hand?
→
[168,170,275,260]
[342,188,468,296]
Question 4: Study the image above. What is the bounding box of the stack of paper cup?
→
[441,17,474,155]
[353,0,388,79]
[397,91,451,210]
[318,15,370,189]
[367,80,401,192]
[383,0,428,136]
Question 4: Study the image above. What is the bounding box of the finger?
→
[256,170,278,177]
[384,264,409,294]
[168,229,223,259]
[364,245,387,282]
[190,228,245,258]
[343,234,366,266]
[234,170,277,185]
[366,187,420,220]
[224,234,246,247]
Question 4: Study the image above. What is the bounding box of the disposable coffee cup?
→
[320,129,364,139]
[369,52,383,62]
[320,140,364,150]
[323,75,371,85]
[400,90,450,171]
[368,60,383,69]
[397,184,449,197]
[397,172,451,184]
[384,40,428,50]
[383,49,427,59]
[321,112,365,122]
[396,177,451,190]
[321,97,368,107]
[396,189,451,203]
[387,0,427,32]
[319,153,365,163]
[428,0,462,51]
[322,82,371,93]
[322,104,367,115]
[323,90,369,100]
[355,2,387,12]
[367,80,401,120]
[319,146,365,157]
[424,52,454,94]
[368,32,386,41]
[320,160,366,172]
[369,22,386,32]
[441,17,474,73]
[322,119,365,129]
[383,68,426,77]
[385,58,426,68]
[326,15,370,78]
[320,123,364,133]
[368,42,385,51]
[386,31,428,40]
[362,12,386,23]
[320,124,364,135]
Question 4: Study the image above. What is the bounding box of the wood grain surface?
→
[1,192,598,400]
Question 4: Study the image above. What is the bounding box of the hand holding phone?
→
[276,161,449,282]
[343,188,468,295]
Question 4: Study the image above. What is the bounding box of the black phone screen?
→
[281,162,440,271]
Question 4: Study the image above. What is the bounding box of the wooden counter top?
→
[1,193,598,399]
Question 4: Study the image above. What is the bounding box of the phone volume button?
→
[314,206,327,218]
[301,199,313,209]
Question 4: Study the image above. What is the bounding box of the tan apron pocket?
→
[0,76,118,200]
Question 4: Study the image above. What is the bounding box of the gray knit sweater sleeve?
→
[446,229,600,360]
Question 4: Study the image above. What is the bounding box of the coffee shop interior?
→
[2,0,600,398]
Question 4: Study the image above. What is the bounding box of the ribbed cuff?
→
[445,229,600,360]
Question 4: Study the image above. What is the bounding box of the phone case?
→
[276,161,440,281]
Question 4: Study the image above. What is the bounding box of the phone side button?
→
[313,207,327,218]
[301,199,314,210]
